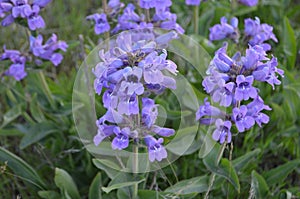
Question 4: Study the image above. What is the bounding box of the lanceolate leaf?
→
[102,179,145,194]
[250,170,270,198]
[283,16,297,69]
[0,147,45,189]
[165,175,209,194]
[89,173,102,199]
[54,168,81,199]
[233,149,261,171]
[263,159,300,186]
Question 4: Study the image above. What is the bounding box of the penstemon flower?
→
[86,13,110,35]
[209,17,239,42]
[197,40,284,143]
[0,0,67,81]
[239,0,258,7]
[0,0,50,30]
[93,30,178,162]
[1,47,27,80]
[209,16,277,48]
[185,0,202,6]
[29,34,68,66]
[87,1,184,36]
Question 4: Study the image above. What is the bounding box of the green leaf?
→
[138,190,198,199]
[38,191,61,199]
[89,173,102,199]
[165,176,209,194]
[29,94,45,122]
[283,16,297,69]
[0,104,23,128]
[0,147,45,189]
[54,168,81,199]
[0,128,23,136]
[92,158,121,179]
[233,149,261,172]
[20,122,59,149]
[102,179,145,194]
[167,125,198,156]
[250,171,270,198]
[232,6,257,16]
[203,145,240,192]
[263,159,300,186]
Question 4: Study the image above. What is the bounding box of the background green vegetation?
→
[0,0,299,198]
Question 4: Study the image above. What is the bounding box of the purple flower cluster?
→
[0,0,51,30]
[87,0,184,36]
[209,16,277,46]
[197,42,283,144]
[209,17,239,42]
[185,0,202,6]
[239,0,258,7]
[0,0,68,81]
[93,31,178,162]
[1,47,26,80]
[30,34,68,66]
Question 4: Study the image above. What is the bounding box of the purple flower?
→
[0,2,12,17]
[209,17,239,42]
[140,0,155,9]
[212,119,232,144]
[244,17,278,45]
[25,5,45,30]
[196,98,223,124]
[212,79,235,107]
[1,14,13,26]
[239,0,258,6]
[112,127,131,150]
[242,44,269,70]
[33,0,52,7]
[152,126,175,137]
[158,9,184,34]
[119,67,144,96]
[235,75,257,101]
[94,123,115,146]
[1,47,27,80]
[86,13,110,34]
[144,135,167,162]
[247,96,271,127]
[185,0,201,6]
[112,4,140,32]
[138,51,177,90]
[117,95,139,115]
[142,98,158,128]
[30,34,68,66]
[202,70,229,94]
[154,0,172,9]
[252,57,284,89]
[232,105,255,132]
[11,0,30,18]
[212,43,234,72]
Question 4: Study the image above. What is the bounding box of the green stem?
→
[38,71,56,109]
[204,142,227,199]
[133,144,139,199]
[194,6,199,34]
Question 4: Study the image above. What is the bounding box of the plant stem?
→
[38,71,56,109]
[204,142,227,199]
[102,0,110,49]
[133,144,139,199]
[194,6,199,34]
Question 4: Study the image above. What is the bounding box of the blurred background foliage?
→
[0,0,299,198]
